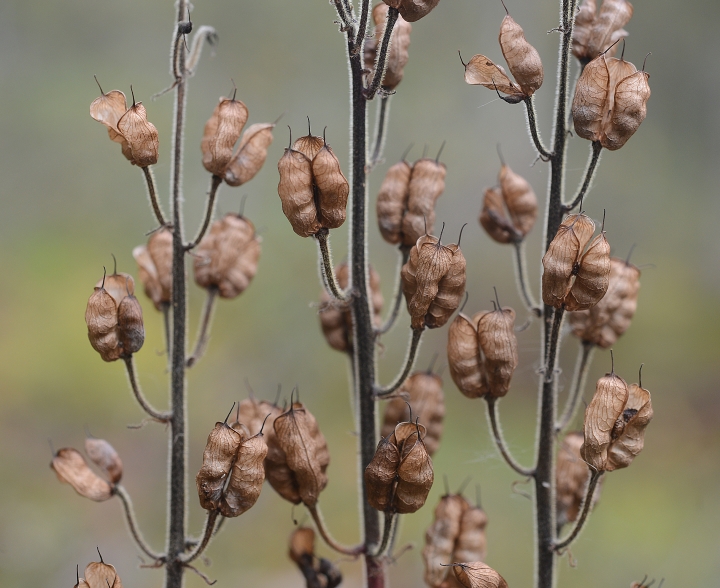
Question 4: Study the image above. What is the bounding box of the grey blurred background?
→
[1,0,719,586]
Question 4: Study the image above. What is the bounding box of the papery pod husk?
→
[377,160,412,244]
[371,3,412,90]
[235,396,283,437]
[382,0,440,22]
[462,55,524,102]
[453,504,488,564]
[365,435,401,512]
[51,448,113,502]
[581,372,629,472]
[572,54,611,142]
[603,68,650,150]
[556,431,595,528]
[586,0,633,61]
[402,158,446,246]
[90,90,133,162]
[277,147,321,237]
[193,213,261,299]
[423,494,470,587]
[201,98,249,176]
[196,422,243,511]
[312,142,349,229]
[85,437,123,484]
[220,434,268,517]
[401,235,453,330]
[447,312,488,399]
[541,213,595,308]
[116,102,159,167]
[293,134,325,161]
[452,562,508,588]
[499,164,537,237]
[477,307,518,398]
[563,232,611,311]
[381,371,445,456]
[86,287,121,362]
[116,294,144,355]
[394,428,434,513]
[499,15,543,96]
[606,383,652,471]
[133,228,173,311]
[425,244,467,329]
[84,562,123,588]
[480,187,515,244]
[271,402,329,507]
[224,122,275,187]
[569,258,640,348]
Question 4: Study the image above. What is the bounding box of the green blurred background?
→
[1,0,718,586]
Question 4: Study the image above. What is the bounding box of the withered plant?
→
[55,0,656,587]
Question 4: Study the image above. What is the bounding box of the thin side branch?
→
[524,96,552,160]
[512,241,541,317]
[186,26,219,75]
[114,484,164,561]
[562,141,602,212]
[353,0,371,53]
[315,228,350,301]
[556,340,595,432]
[364,8,399,99]
[370,95,392,168]
[123,356,171,423]
[554,470,603,551]
[374,327,424,397]
[185,175,222,250]
[142,166,168,227]
[544,308,565,383]
[186,287,219,368]
[186,515,226,550]
[308,504,364,557]
[375,246,410,335]
[181,510,219,564]
[369,512,396,557]
[485,397,535,477]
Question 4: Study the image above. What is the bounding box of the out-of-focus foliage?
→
[0,0,719,587]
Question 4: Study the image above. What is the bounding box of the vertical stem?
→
[166,2,189,586]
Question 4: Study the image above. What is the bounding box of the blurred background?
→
[1,0,719,586]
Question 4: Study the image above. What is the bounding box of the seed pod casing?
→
[116,294,145,356]
[453,562,508,588]
[377,160,412,244]
[477,307,518,398]
[220,434,268,517]
[402,158,446,246]
[463,55,524,101]
[426,244,467,329]
[196,422,243,511]
[499,164,538,237]
[312,142,349,229]
[394,427,434,514]
[365,435,401,512]
[564,232,611,311]
[224,122,275,187]
[499,15,543,96]
[422,494,469,587]
[51,447,113,502]
[383,0,440,23]
[480,187,515,244]
[84,562,123,588]
[447,312,488,398]
[606,383,652,471]
[277,147,320,237]
[85,437,123,484]
[201,98,249,176]
[453,503,488,564]
[133,228,172,311]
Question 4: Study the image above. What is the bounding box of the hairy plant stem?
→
[554,470,603,551]
[316,228,349,301]
[524,96,552,160]
[308,504,364,557]
[185,174,222,250]
[115,484,162,561]
[556,340,594,432]
[142,166,168,227]
[374,327,424,397]
[364,8,399,99]
[486,397,535,477]
[512,240,541,316]
[369,512,396,557]
[123,356,171,422]
[375,246,410,335]
[563,141,602,212]
[186,287,218,368]
[181,510,219,564]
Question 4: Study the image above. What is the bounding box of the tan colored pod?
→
[541,213,595,308]
[365,435,401,512]
[224,122,275,187]
[371,3,412,90]
[581,371,629,471]
[86,287,122,362]
[234,396,283,437]
[587,0,633,62]
[452,562,508,588]
[402,158,446,246]
[51,448,113,502]
[606,382,652,471]
[477,307,518,398]
[499,15,543,97]
[564,232,611,311]
[462,54,524,101]
[604,67,651,150]
[293,133,325,161]
[313,141,349,229]
[220,434,268,517]
[447,312,488,398]
[117,294,144,356]
[289,527,315,565]
[423,494,469,587]
[480,187,515,244]
[193,213,261,299]
[85,437,123,484]
[426,244,467,329]
[377,160,412,244]
[498,164,537,237]
[453,503,488,564]
[84,561,123,588]
[277,146,320,237]
[394,427,434,513]
[201,98,249,176]
[133,228,172,311]
[196,421,243,511]
[382,0,440,23]
[556,431,602,528]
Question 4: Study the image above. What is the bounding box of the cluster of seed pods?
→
[364,4,412,91]
[556,431,603,529]
[462,9,543,103]
[572,0,634,66]
[51,437,123,503]
[288,527,342,588]
[422,493,488,588]
[73,557,124,588]
[376,154,447,247]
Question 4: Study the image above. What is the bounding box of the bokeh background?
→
[1,0,719,586]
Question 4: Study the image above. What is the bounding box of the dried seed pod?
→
[365,435,402,512]
[452,562,508,588]
[116,294,144,355]
[193,213,261,299]
[86,286,122,362]
[498,164,537,237]
[606,382,652,471]
[581,371,629,472]
[447,312,488,398]
[220,433,268,517]
[85,437,123,484]
[370,4,412,90]
[293,133,325,161]
[267,402,329,507]
[563,231,611,311]
[569,257,641,348]
[201,97,249,176]
[453,503,488,564]
[289,527,316,564]
[313,141,349,229]
[477,306,518,398]
[462,54,524,102]
[234,396,283,437]
[196,421,243,511]
[381,371,445,456]
[84,561,123,588]
[479,187,515,245]
[573,0,633,65]
[423,494,469,587]
[498,15,543,96]
[541,213,596,308]
[224,122,275,187]
[133,228,172,311]
[377,159,412,244]
[51,448,113,502]
[402,158,446,246]
[426,243,467,329]
[382,0,440,22]
[556,431,603,528]
[288,528,343,588]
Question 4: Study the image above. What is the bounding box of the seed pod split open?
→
[51,447,114,502]
[452,562,508,588]
[85,437,123,484]
[382,0,440,22]
[133,228,172,311]
[572,0,634,65]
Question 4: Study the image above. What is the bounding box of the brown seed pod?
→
[452,562,508,588]
[277,144,319,237]
[426,243,468,329]
[498,15,543,97]
[382,0,440,22]
[447,311,488,399]
[196,421,244,511]
[312,141,350,229]
[606,382,652,471]
[116,294,144,356]
[51,448,113,502]
[381,371,445,456]
[85,437,123,485]
[479,187,515,245]
[377,159,412,244]
[193,213,261,299]
[133,228,172,311]
[498,164,537,238]
[453,503,489,564]
[267,401,329,507]
[541,213,596,308]
[201,97,249,176]
[365,435,402,512]
[234,396,283,437]
[224,122,275,187]
[402,158,446,246]
[462,54,524,102]
[572,0,634,65]
[220,433,268,517]
[289,527,316,565]
[423,494,469,587]
[569,257,641,348]
[293,133,326,161]
[580,370,629,472]
[370,4,412,90]
[84,561,123,588]
[477,306,518,398]
[563,231,611,311]
[556,431,603,528]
